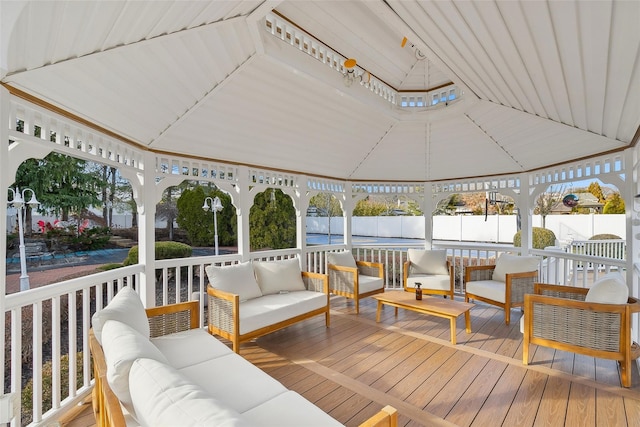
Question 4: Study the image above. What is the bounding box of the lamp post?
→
[202,196,223,255]
[8,187,40,291]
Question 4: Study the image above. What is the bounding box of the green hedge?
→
[513,227,556,250]
[123,241,193,265]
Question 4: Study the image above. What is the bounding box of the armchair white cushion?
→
[206,261,263,301]
[253,258,306,295]
[585,272,628,304]
[408,249,449,275]
[404,249,454,299]
[91,286,149,345]
[491,254,540,282]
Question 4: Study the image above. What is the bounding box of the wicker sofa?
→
[523,279,640,388]
[206,258,330,352]
[89,287,398,426]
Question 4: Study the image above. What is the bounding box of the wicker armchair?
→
[327,251,384,314]
[523,283,640,387]
[403,249,454,299]
[464,260,538,325]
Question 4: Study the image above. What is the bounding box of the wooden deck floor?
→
[68,295,640,427]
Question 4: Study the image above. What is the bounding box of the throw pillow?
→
[101,320,169,419]
[492,254,539,282]
[205,261,263,301]
[91,286,149,345]
[585,272,628,304]
[130,358,250,427]
[408,249,449,275]
[253,258,306,295]
[327,251,357,269]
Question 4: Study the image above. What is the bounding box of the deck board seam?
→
[331,309,640,401]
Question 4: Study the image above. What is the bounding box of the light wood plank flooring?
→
[67,295,640,427]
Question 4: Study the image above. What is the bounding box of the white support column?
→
[519,174,533,254]
[236,166,251,260]
[424,187,435,249]
[625,148,640,347]
[296,177,309,270]
[343,184,353,248]
[136,152,159,308]
[0,84,10,401]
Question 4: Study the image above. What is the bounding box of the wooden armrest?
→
[206,286,240,335]
[534,283,589,300]
[328,263,358,273]
[302,271,329,293]
[357,261,384,278]
[358,405,398,427]
[465,264,495,282]
[207,285,238,301]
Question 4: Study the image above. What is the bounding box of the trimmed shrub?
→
[589,234,622,240]
[513,227,556,250]
[123,241,192,266]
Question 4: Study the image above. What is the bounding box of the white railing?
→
[3,243,629,425]
[4,265,143,426]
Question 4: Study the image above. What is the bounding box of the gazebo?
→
[1,1,639,425]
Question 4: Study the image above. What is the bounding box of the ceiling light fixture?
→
[343,58,358,87]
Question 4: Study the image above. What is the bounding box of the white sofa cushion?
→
[327,251,357,269]
[406,274,450,291]
[129,358,251,427]
[585,272,628,304]
[238,291,327,335]
[151,328,232,369]
[492,254,539,282]
[358,275,384,294]
[179,353,288,414]
[408,249,448,275]
[253,258,306,295]
[101,320,169,418]
[206,261,263,301]
[91,286,149,345]
[465,280,506,304]
[242,390,343,427]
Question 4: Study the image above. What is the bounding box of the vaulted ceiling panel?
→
[2,1,637,183]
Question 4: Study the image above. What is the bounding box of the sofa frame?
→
[207,270,330,353]
[523,283,640,387]
[89,300,397,426]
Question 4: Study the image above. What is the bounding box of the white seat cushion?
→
[406,274,450,291]
[358,275,384,294]
[242,391,343,426]
[91,286,149,345]
[151,328,232,369]
[179,353,288,414]
[253,258,306,295]
[206,261,263,301]
[327,251,357,269]
[408,249,448,275]
[466,280,506,304]
[238,291,326,335]
[585,272,628,304]
[492,254,539,282]
[101,320,169,418]
[129,358,250,427]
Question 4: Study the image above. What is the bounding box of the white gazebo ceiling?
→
[2,0,638,182]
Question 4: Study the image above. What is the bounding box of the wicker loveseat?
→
[523,281,640,388]
[206,258,330,352]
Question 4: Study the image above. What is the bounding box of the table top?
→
[372,291,474,316]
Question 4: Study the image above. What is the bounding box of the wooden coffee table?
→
[372,291,474,344]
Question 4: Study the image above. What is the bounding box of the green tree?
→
[588,181,606,203]
[176,187,236,247]
[353,197,387,216]
[603,193,625,214]
[250,188,296,250]
[14,153,104,229]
